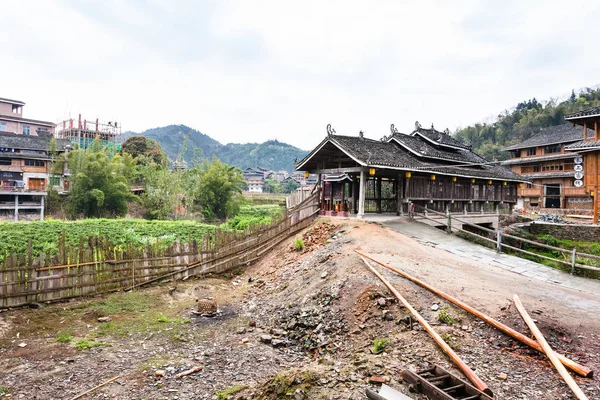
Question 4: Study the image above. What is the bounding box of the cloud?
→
[0,0,599,152]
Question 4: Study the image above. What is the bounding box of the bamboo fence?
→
[0,190,320,308]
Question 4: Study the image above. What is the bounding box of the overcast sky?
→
[2,1,599,149]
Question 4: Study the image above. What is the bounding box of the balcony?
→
[519,187,542,197]
[563,187,588,197]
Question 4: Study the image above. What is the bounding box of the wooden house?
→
[503,124,588,211]
[564,107,600,223]
[295,123,525,218]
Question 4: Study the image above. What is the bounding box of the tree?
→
[263,178,280,193]
[66,138,136,218]
[281,178,300,193]
[136,162,185,220]
[188,158,245,221]
[122,136,168,166]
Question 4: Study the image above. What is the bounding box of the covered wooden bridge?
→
[295,123,526,218]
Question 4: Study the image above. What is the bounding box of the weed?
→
[0,386,9,395]
[294,237,304,251]
[437,306,456,325]
[156,315,190,324]
[56,331,73,343]
[215,385,248,399]
[441,333,460,350]
[75,339,102,350]
[372,337,389,353]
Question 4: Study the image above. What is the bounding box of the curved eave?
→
[412,131,472,151]
[389,136,480,165]
[294,136,366,171]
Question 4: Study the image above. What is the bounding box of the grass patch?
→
[0,386,9,395]
[215,385,248,399]
[372,337,389,354]
[90,291,154,314]
[56,331,74,343]
[75,339,103,350]
[293,237,304,251]
[437,306,456,325]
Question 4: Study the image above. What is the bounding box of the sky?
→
[2,0,599,150]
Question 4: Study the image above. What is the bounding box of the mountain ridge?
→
[122,124,308,171]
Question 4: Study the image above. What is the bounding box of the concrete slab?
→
[384,218,600,296]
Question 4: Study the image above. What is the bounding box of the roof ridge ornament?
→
[431,123,435,130]
[415,121,421,130]
[390,124,399,134]
[444,128,450,135]
[359,130,365,140]
[326,123,336,137]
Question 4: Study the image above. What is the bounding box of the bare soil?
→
[1,217,599,399]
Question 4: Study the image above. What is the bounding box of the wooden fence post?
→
[446,212,452,234]
[496,230,503,253]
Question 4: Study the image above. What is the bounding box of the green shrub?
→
[372,337,389,353]
[537,234,559,247]
[294,238,304,251]
[56,331,73,343]
[437,306,456,325]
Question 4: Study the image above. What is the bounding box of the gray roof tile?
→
[504,124,584,150]
[391,133,485,164]
[565,107,600,120]
[565,140,600,151]
[0,132,70,151]
[412,127,472,150]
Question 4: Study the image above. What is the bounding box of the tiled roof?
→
[504,124,584,150]
[0,97,25,106]
[390,133,485,164]
[0,132,70,151]
[565,140,600,151]
[412,127,472,150]
[0,114,56,127]
[521,171,575,179]
[501,152,580,165]
[296,133,525,181]
[565,107,600,120]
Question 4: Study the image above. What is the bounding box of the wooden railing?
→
[412,205,600,276]
[519,187,542,197]
[563,187,588,197]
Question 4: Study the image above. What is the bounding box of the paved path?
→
[383,218,600,296]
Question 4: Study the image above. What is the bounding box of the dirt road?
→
[0,218,598,399]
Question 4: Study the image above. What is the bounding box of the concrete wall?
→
[527,222,600,243]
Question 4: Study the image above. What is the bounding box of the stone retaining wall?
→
[527,222,600,242]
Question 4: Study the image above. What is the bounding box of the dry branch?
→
[175,365,203,379]
[69,375,119,400]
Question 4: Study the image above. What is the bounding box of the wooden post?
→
[571,248,577,274]
[397,175,403,216]
[513,295,589,400]
[496,229,502,253]
[595,152,599,225]
[330,181,334,212]
[358,169,366,218]
[446,211,452,234]
[341,181,346,212]
[596,121,599,141]
[376,177,382,213]
[40,195,45,221]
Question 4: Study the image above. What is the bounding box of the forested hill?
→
[122,125,308,171]
[454,87,600,161]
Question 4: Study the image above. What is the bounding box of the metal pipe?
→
[358,255,493,396]
[513,295,589,400]
[355,250,593,378]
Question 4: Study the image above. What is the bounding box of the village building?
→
[563,107,600,224]
[503,124,589,211]
[0,97,64,221]
[0,97,55,136]
[0,132,70,221]
[295,123,524,224]
[55,114,121,152]
[242,167,267,193]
